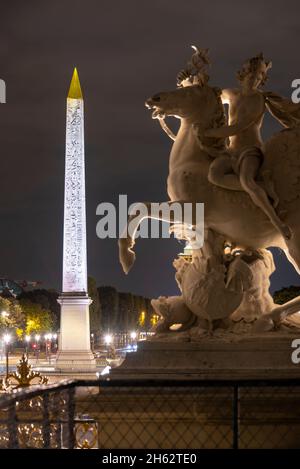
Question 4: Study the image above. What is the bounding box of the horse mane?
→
[211,86,227,129]
[193,85,228,160]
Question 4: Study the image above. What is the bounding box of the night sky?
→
[1,0,300,298]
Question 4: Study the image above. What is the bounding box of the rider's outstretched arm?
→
[204,117,255,139]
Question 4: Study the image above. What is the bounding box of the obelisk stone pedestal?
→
[56,294,96,370]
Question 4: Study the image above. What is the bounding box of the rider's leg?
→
[239,156,291,240]
[208,156,243,191]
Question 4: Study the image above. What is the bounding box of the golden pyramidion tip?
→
[67,67,83,99]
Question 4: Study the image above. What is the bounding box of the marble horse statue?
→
[118,47,300,335]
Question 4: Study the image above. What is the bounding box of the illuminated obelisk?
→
[56,68,96,370]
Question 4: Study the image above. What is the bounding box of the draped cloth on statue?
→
[264,91,300,128]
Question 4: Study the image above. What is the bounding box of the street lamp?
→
[52,333,58,354]
[130,331,137,348]
[44,333,52,363]
[25,335,31,357]
[104,334,116,360]
[104,334,112,346]
[35,334,40,363]
[3,333,11,380]
[129,331,138,350]
[90,333,95,353]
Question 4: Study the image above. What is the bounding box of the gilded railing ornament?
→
[5,354,48,389]
[0,379,9,393]
[75,419,98,449]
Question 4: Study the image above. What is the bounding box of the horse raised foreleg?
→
[118,237,136,275]
[118,200,202,274]
[118,203,148,274]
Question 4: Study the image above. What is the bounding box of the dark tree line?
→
[19,278,154,334]
[273,285,300,305]
[98,286,154,333]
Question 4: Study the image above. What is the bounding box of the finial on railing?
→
[4,354,48,389]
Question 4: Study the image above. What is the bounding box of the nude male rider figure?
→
[198,53,291,240]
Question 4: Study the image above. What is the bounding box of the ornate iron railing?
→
[0,378,300,449]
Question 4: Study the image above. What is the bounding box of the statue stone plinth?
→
[110,335,300,380]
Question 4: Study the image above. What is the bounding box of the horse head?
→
[145,84,225,131]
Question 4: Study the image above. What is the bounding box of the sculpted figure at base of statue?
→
[150,229,284,339]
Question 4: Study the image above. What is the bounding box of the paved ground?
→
[0,353,107,384]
